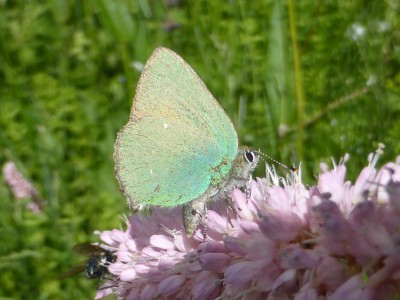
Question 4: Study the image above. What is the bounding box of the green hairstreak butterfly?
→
[114,47,259,235]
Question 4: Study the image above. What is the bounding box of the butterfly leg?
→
[182,194,208,236]
[221,189,241,229]
[245,174,253,199]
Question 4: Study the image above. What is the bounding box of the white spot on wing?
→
[163,122,168,129]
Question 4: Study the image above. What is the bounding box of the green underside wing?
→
[114,47,259,235]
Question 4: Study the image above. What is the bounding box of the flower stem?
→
[288,0,304,161]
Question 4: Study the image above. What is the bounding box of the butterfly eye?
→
[244,150,257,163]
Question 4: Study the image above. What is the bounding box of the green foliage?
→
[0,0,399,299]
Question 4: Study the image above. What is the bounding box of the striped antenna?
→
[257,150,297,173]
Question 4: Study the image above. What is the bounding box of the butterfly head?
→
[234,147,260,179]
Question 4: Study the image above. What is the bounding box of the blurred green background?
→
[1,0,399,299]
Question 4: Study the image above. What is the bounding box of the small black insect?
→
[59,243,116,288]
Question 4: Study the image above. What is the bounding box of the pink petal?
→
[135,263,151,274]
[259,211,302,241]
[315,256,345,291]
[108,262,128,275]
[140,285,157,300]
[244,235,276,260]
[266,186,292,211]
[99,230,114,245]
[207,210,229,232]
[277,246,319,269]
[150,235,175,250]
[386,176,400,210]
[330,275,374,300]
[192,270,221,300]
[158,257,178,271]
[232,189,254,220]
[201,240,226,254]
[271,269,297,294]
[224,236,246,255]
[239,220,260,235]
[348,200,376,226]
[224,261,258,285]
[95,287,113,300]
[173,233,194,253]
[141,246,162,258]
[117,249,132,262]
[352,166,377,204]
[125,288,140,300]
[294,284,318,300]
[199,253,230,272]
[126,239,138,252]
[120,268,137,281]
[187,260,202,272]
[110,229,127,243]
[158,274,186,296]
[317,164,347,205]
[253,263,280,292]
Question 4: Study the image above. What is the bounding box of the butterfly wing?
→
[114,47,238,207]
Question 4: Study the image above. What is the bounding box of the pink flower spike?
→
[93,152,400,300]
[3,161,38,199]
[3,161,43,212]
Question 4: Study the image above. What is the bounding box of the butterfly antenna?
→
[257,150,297,173]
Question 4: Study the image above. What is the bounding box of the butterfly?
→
[114,47,260,235]
[59,243,116,288]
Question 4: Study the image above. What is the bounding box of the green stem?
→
[288,0,304,161]
[279,87,371,137]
